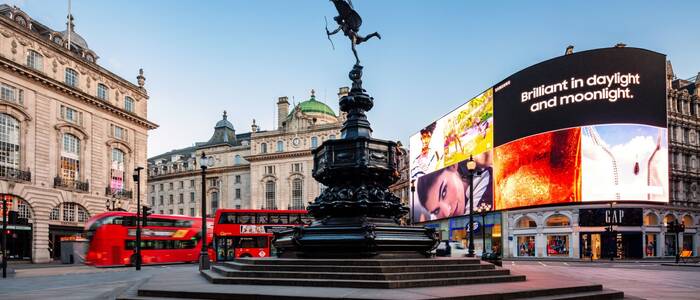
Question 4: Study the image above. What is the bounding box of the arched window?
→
[234,155,242,165]
[60,133,81,181]
[97,83,109,101]
[211,191,219,216]
[276,141,284,152]
[265,180,276,209]
[65,68,78,87]
[683,215,693,226]
[545,214,570,227]
[643,213,659,226]
[124,96,135,112]
[515,216,537,229]
[0,114,21,174]
[329,134,336,140]
[311,136,318,149]
[110,149,125,192]
[49,202,90,223]
[292,178,303,209]
[26,50,43,71]
[260,143,267,154]
[16,198,32,220]
[663,214,677,226]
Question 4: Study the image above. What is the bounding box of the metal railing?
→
[105,187,133,199]
[54,176,89,192]
[0,167,31,182]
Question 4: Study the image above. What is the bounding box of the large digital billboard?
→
[410,47,667,222]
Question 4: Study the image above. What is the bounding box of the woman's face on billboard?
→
[421,165,465,219]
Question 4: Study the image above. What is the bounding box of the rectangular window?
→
[124,96,135,113]
[235,175,241,184]
[61,105,82,125]
[151,197,155,206]
[190,192,195,202]
[517,236,536,257]
[190,179,195,187]
[159,195,163,205]
[179,193,184,203]
[0,83,22,105]
[235,188,241,199]
[65,68,78,87]
[26,50,43,71]
[178,208,184,215]
[190,208,195,217]
[113,125,126,140]
[179,181,184,189]
[159,210,164,214]
[169,194,174,204]
[292,163,302,173]
[169,209,173,215]
[169,182,173,190]
[97,84,109,100]
[265,166,275,175]
[546,235,569,257]
[159,184,163,191]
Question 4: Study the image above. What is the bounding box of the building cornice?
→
[252,124,341,138]
[148,164,250,182]
[244,149,312,162]
[0,18,147,98]
[0,55,158,130]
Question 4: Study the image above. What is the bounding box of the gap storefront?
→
[448,212,502,255]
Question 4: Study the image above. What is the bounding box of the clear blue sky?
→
[12,0,700,157]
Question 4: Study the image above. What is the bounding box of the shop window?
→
[683,234,694,252]
[546,235,569,256]
[643,213,659,226]
[516,236,536,257]
[515,216,536,228]
[545,214,570,227]
[645,233,657,257]
[665,234,677,256]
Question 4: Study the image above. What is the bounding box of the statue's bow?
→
[324,16,335,50]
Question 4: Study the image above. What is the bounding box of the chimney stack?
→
[277,96,289,129]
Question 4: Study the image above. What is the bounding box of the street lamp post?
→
[410,179,415,225]
[476,202,492,257]
[2,194,7,278]
[198,152,213,270]
[667,220,685,264]
[132,167,143,271]
[465,155,477,257]
[607,201,617,261]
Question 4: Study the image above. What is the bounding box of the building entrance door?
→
[48,225,84,260]
[580,233,601,260]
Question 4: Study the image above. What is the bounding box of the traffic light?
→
[142,206,152,226]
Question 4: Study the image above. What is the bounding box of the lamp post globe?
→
[198,152,211,270]
[465,155,477,257]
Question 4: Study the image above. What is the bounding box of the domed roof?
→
[292,90,336,117]
[215,111,234,130]
[60,15,89,50]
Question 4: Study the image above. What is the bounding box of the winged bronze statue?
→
[326,0,380,65]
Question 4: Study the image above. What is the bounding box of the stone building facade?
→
[148,90,343,217]
[0,5,157,263]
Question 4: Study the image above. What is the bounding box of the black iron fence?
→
[54,176,89,192]
[0,167,31,182]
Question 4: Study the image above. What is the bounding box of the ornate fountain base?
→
[274,216,438,258]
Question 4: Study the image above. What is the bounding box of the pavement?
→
[0,261,698,299]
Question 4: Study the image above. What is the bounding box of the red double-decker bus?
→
[85,211,213,267]
[212,209,312,261]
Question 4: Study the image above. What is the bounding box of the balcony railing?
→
[54,176,89,192]
[105,187,133,199]
[0,167,31,182]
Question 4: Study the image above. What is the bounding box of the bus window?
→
[292,214,304,224]
[302,215,314,225]
[238,214,255,224]
[269,214,288,224]
[257,214,269,224]
[218,213,238,224]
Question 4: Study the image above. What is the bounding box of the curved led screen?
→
[410,47,668,222]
